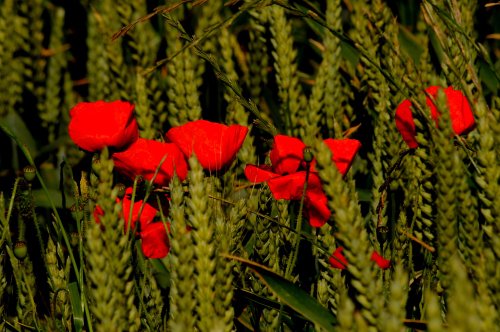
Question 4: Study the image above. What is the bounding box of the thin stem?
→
[285,164,310,279]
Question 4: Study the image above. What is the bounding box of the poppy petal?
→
[140,222,170,259]
[269,135,306,175]
[444,86,476,135]
[304,199,331,228]
[426,86,476,135]
[121,190,159,231]
[302,173,330,227]
[68,100,139,152]
[92,205,105,224]
[395,99,419,149]
[329,247,348,270]
[370,251,391,269]
[112,138,189,185]
[267,172,308,200]
[424,86,442,122]
[322,138,362,176]
[166,120,248,171]
[244,164,279,183]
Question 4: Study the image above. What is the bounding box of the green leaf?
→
[32,188,74,209]
[398,26,424,65]
[478,59,500,94]
[224,254,337,331]
[356,188,372,202]
[340,40,360,69]
[151,257,171,289]
[68,282,84,332]
[0,110,38,158]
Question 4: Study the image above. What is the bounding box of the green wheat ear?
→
[168,176,197,332]
[165,10,202,127]
[433,90,459,293]
[41,6,66,144]
[86,148,140,331]
[269,4,307,136]
[314,139,383,329]
[186,155,222,330]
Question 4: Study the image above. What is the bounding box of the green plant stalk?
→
[208,193,324,252]
[126,176,141,237]
[6,245,39,330]
[0,123,93,332]
[5,177,21,237]
[25,181,51,281]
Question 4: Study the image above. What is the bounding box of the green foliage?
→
[0,0,499,331]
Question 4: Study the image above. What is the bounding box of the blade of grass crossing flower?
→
[125,177,141,237]
[225,254,337,331]
[133,152,168,237]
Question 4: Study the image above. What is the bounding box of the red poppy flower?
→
[395,86,475,148]
[112,138,189,186]
[165,120,248,172]
[329,247,391,270]
[140,222,170,259]
[68,100,139,152]
[121,187,159,232]
[244,135,361,227]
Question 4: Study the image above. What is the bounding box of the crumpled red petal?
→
[424,86,442,122]
[267,171,326,200]
[244,164,279,183]
[329,247,348,270]
[165,120,248,171]
[322,138,362,176]
[396,86,475,149]
[112,138,188,185]
[370,251,391,269]
[121,187,159,231]
[267,172,308,200]
[329,247,391,270]
[426,86,476,135]
[140,222,170,259]
[304,184,331,227]
[68,100,139,152]
[267,172,330,227]
[269,135,306,175]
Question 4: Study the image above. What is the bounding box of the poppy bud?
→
[115,183,126,199]
[376,225,389,246]
[23,165,36,182]
[14,241,28,260]
[303,147,314,163]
